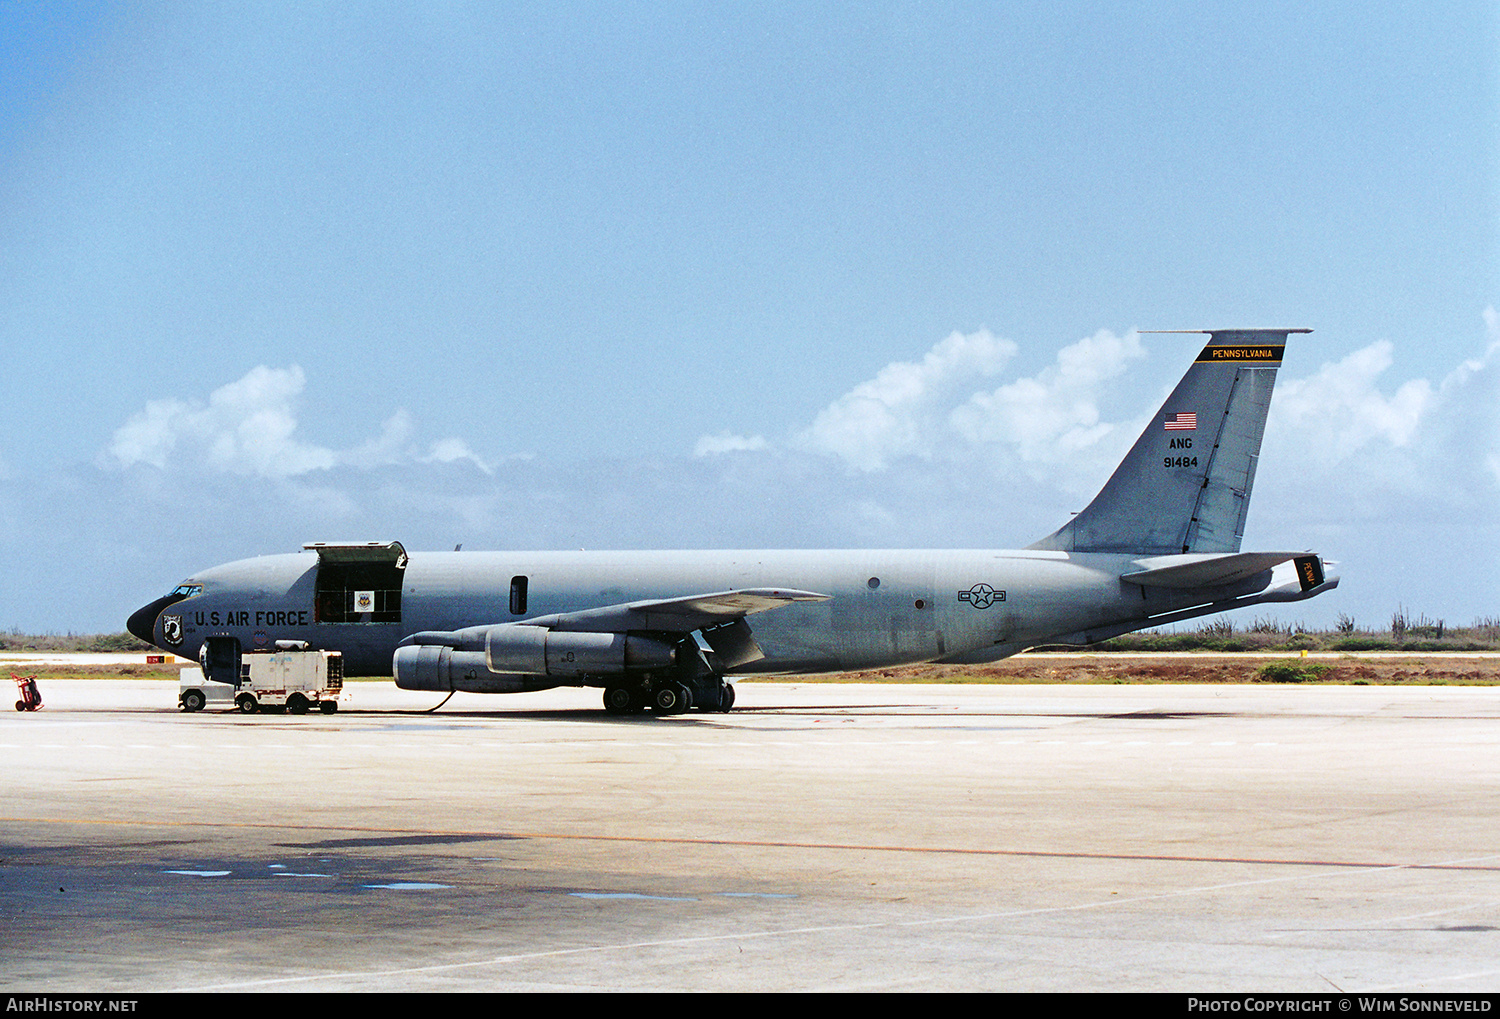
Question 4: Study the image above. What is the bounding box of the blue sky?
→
[1,3,1495,634]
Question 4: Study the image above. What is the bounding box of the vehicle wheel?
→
[651,684,681,714]
[15,701,24,712]
[286,694,309,715]
[319,700,338,714]
[236,694,258,714]
[719,683,736,712]
[182,689,206,712]
[603,687,633,715]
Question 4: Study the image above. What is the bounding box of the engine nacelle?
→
[393,625,679,691]
[484,626,677,677]
[393,646,563,693]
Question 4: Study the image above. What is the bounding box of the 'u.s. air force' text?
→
[190,610,309,627]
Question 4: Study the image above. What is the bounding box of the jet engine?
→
[393,624,678,692]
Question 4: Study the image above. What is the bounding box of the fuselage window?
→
[510,576,528,616]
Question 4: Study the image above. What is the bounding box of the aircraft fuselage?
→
[141,547,1282,677]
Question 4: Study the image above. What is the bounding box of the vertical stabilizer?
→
[1030,329,1308,556]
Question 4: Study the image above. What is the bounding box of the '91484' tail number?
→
[1164,456,1198,469]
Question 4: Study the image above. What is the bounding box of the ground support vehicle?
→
[180,649,343,715]
[177,667,235,713]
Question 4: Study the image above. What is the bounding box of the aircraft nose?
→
[127,595,177,646]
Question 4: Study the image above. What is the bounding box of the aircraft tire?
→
[652,684,690,715]
[236,695,258,715]
[287,694,309,715]
[182,689,206,713]
[651,685,677,713]
[603,687,633,715]
[719,683,735,712]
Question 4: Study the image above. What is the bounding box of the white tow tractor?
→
[179,645,343,715]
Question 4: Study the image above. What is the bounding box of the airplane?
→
[127,328,1338,715]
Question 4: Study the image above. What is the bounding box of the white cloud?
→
[694,432,767,457]
[423,437,494,474]
[796,328,1018,470]
[105,365,493,478]
[1268,312,1499,493]
[1250,310,1500,590]
[106,365,337,476]
[949,328,1145,463]
[343,409,417,468]
[1455,307,1500,486]
[789,326,1146,489]
[1270,341,1434,456]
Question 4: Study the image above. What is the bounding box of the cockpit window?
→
[171,584,203,598]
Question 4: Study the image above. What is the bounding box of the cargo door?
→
[305,541,408,625]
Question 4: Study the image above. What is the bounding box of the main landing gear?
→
[601,637,737,718]
[602,677,735,716]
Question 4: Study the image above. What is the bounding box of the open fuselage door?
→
[305,541,408,625]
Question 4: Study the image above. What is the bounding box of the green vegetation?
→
[1076,612,1500,654]
[1254,661,1333,683]
[0,630,155,653]
[0,663,179,681]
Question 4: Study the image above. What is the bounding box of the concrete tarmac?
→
[2,680,1498,992]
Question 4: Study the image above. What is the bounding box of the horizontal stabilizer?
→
[1121,552,1312,589]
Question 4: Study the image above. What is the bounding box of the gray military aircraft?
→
[127,329,1337,714]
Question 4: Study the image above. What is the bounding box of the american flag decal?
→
[1164,412,1197,431]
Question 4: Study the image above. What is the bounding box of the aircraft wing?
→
[534,587,831,633]
[401,587,829,661]
[399,586,830,679]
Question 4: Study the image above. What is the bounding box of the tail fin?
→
[1030,329,1309,556]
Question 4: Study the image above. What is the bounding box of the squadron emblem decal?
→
[162,615,184,646]
[958,584,1005,609]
